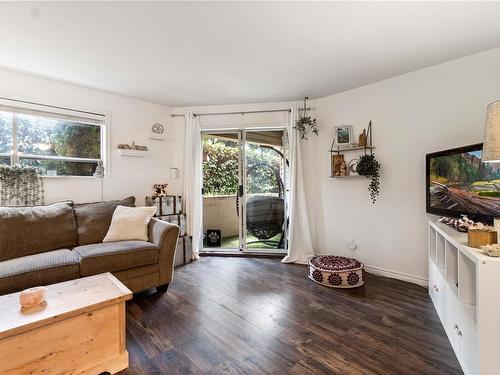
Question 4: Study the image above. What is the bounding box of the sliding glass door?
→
[202,129,287,253]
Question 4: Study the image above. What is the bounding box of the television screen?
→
[426,143,500,222]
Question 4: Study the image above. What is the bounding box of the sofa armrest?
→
[148,218,180,285]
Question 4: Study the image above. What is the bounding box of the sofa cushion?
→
[73,196,136,245]
[74,240,158,276]
[0,249,80,295]
[0,202,77,261]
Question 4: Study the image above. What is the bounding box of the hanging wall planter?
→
[294,96,319,140]
[356,121,381,203]
[0,165,45,206]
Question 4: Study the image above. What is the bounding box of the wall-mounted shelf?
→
[148,133,166,141]
[118,149,149,158]
[329,174,362,179]
[329,145,375,154]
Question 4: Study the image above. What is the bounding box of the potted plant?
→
[356,121,381,203]
[294,96,319,140]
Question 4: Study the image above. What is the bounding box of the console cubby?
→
[428,219,500,375]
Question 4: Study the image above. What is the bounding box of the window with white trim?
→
[0,103,105,177]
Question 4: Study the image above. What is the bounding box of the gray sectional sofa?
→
[0,197,180,295]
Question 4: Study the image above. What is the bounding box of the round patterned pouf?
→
[308,255,365,288]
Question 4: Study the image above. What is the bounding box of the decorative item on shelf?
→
[348,158,359,176]
[358,129,367,147]
[152,122,164,135]
[481,243,500,257]
[294,96,319,140]
[482,100,500,163]
[118,142,148,151]
[468,226,497,248]
[356,121,380,203]
[19,286,47,310]
[93,160,105,178]
[0,165,45,206]
[153,184,168,197]
[495,218,500,238]
[331,154,346,177]
[438,215,489,233]
[333,125,354,148]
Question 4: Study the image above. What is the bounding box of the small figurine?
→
[153,184,168,197]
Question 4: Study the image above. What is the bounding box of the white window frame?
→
[0,97,109,178]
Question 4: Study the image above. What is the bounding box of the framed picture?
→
[333,125,354,147]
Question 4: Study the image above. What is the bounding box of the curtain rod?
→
[0,96,106,117]
[171,107,311,118]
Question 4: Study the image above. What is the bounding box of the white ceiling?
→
[1,2,500,107]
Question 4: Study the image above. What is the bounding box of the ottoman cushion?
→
[308,255,365,288]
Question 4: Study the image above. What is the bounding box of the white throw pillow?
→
[103,205,158,243]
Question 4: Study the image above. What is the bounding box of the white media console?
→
[428,218,500,375]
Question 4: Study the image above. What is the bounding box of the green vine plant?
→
[357,154,381,203]
[294,96,319,140]
[0,165,45,206]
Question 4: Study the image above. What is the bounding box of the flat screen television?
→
[426,143,500,223]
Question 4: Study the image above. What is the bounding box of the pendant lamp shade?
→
[483,100,500,163]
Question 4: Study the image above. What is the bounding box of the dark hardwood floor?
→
[120,257,462,375]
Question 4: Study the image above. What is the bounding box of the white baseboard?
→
[364,264,428,287]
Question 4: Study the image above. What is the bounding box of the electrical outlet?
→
[348,239,357,250]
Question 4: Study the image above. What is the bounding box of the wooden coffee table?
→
[0,273,132,375]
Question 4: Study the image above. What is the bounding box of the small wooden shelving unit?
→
[328,145,376,178]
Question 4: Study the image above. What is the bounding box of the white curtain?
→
[282,106,314,264]
[183,112,203,258]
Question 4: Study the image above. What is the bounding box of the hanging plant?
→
[356,121,381,203]
[0,165,45,206]
[294,96,319,140]
[357,154,380,203]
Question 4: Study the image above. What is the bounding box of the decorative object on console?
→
[19,286,46,309]
[438,215,485,232]
[482,100,500,163]
[308,255,365,288]
[356,121,380,203]
[468,227,497,248]
[333,125,354,148]
[0,165,45,206]
[294,96,318,140]
[481,243,500,257]
[153,184,168,197]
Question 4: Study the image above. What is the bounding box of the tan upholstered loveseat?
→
[0,197,179,295]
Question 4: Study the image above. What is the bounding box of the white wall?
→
[0,68,184,204]
[174,47,500,284]
[303,47,500,284]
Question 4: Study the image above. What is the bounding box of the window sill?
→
[41,175,105,179]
